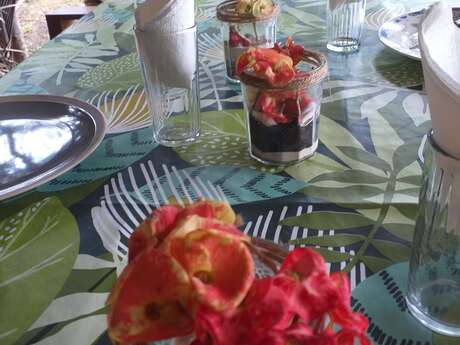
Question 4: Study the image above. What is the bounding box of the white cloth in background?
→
[135,0,196,89]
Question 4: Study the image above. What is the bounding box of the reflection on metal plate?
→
[0,95,106,201]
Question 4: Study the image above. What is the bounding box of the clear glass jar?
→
[407,130,460,336]
[217,0,279,83]
[239,50,328,166]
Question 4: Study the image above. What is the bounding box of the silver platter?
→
[0,95,106,201]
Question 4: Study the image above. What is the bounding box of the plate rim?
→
[378,9,423,61]
[0,94,107,201]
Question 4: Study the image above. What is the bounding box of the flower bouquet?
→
[107,200,369,345]
[237,38,328,165]
[217,0,280,82]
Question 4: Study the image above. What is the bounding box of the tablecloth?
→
[0,0,456,344]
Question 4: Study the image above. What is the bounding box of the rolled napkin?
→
[419,1,460,158]
[134,0,196,89]
[135,0,195,32]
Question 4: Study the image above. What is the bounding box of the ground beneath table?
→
[17,0,83,55]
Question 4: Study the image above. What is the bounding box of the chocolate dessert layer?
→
[249,115,315,153]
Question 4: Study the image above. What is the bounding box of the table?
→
[0,0,457,344]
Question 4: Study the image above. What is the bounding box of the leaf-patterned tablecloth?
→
[1,0,457,344]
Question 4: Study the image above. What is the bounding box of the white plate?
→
[378,8,460,61]
[378,9,425,60]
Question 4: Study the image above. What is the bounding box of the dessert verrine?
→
[217,0,279,82]
[237,38,328,165]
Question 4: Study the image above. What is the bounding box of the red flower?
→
[280,247,327,278]
[191,248,371,344]
[113,207,370,345]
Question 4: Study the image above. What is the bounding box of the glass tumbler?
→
[326,0,366,53]
[217,0,279,83]
[134,26,200,147]
[407,131,460,336]
[239,49,328,166]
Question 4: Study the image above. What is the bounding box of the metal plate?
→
[378,8,460,61]
[0,95,106,200]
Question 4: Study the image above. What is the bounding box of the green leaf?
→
[337,146,392,172]
[310,170,388,184]
[301,184,384,205]
[281,211,374,229]
[0,197,79,345]
[393,204,418,221]
[433,334,460,345]
[114,32,136,53]
[362,90,404,164]
[291,234,365,247]
[285,153,345,183]
[1,178,106,222]
[397,188,420,198]
[397,175,421,186]
[361,255,393,273]
[383,223,415,242]
[76,52,141,91]
[372,239,411,262]
[319,117,383,176]
[314,248,352,263]
[393,141,421,173]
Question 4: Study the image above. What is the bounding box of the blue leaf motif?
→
[38,127,157,192]
[134,166,306,205]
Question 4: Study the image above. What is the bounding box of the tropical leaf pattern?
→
[0,198,79,345]
[37,127,158,192]
[283,84,429,273]
[87,83,150,133]
[0,0,441,344]
[132,165,306,205]
[351,263,433,345]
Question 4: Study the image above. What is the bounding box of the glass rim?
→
[133,24,197,35]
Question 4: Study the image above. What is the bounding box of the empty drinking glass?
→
[326,0,366,53]
[407,130,460,336]
[135,25,200,146]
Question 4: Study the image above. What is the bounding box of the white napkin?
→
[135,0,195,32]
[135,0,196,89]
[419,1,460,158]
